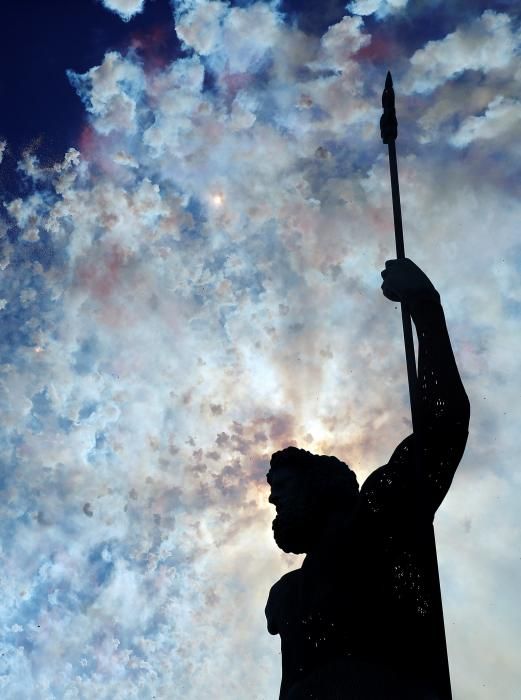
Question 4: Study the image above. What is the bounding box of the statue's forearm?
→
[409,298,470,435]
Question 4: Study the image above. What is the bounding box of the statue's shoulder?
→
[270,568,301,596]
[265,569,301,635]
[359,460,411,520]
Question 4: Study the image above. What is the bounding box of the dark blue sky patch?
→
[344,3,521,93]
[202,66,218,94]
[503,298,521,318]
[446,141,521,196]
[0,0,181,197]
[87,431,115,466]
[19,229,67,272]
[202,250,232,277]
[394,1,521,40]
[95,431,106,450]
[29,387,59,434]
[30,387,53,417]
[58,416,74,434]
[301,136,384,198]
[137,108,158,142]
[0,300,42,366]
[281,0,347,35]
[9,563,67,626]
[0,436,19,492]
[72,335,100,375]
[78,401,99,421]
[245,221,299,277]
[229,268,266,302]
[0,0,179,153]
[87,541,116,588]
[0,482,40,561]
[201,242,267,304]
[346,0,521,56]
[179,195,208,242]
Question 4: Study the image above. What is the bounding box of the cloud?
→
[450,95,521,148]
[175,0,284,73]
[347,0,408,18]
[99,0,146,22]
[404,10,519,94]
[67,52,145,135]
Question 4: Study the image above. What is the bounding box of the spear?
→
[380,71,419,427]
[380,71,453,699]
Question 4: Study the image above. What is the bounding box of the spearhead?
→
[380,70,398,144]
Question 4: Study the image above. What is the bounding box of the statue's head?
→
[266,446,359,554]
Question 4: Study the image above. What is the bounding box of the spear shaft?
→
[387,138,419,432]
[380,71,453,700]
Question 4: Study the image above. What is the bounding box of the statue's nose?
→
[268,491,279,507]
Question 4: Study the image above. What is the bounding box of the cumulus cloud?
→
[175,0,284,73]
[404,10,519,94]
[67,52,144,135]
[347,0,408,18]
[99,0,146,21]
[1,1,520,698]
[450,95,521,148]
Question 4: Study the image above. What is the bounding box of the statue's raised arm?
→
[373,257,470,515]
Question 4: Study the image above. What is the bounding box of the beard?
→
[272,502,321,554]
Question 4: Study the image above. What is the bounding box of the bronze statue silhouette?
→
[266,258,470,699]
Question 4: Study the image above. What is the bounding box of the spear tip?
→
[380,70,397,144]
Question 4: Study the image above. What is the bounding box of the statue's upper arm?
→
[361,429,468,519]
[265,587,278,635]
[265,570,299,636]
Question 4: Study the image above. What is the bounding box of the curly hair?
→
[268,445,359,513]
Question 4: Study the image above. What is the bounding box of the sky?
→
[0,0,520,698]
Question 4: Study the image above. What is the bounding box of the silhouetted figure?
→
[266,259,470,699]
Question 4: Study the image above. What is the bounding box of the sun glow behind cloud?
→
[0,1,520,698]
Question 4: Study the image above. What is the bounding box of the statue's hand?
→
[380,258,440,305]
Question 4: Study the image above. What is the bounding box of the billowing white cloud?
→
[347,0,408,18]
[405,10,519,94]
[175,0,284,73]
[1,1,520,698]
[100,0,146,21]
[450,95,521,148]
[67,52,144,135]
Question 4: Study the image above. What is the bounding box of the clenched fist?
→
[381,258,440,305]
